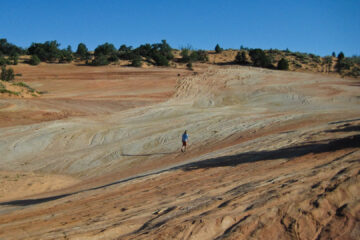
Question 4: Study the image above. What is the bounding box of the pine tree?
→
[215,44,223,53]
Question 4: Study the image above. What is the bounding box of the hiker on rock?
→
[181,130,188,152]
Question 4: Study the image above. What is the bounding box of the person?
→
[181,130,188,152]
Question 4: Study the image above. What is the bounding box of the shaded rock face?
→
[0,65,359,239]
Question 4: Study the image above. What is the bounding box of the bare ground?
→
[0,63,359,239]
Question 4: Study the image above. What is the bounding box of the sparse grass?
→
[0,88,20,95]
[12,82,35,92]
[0,82,20,95]
[345,66,360,78]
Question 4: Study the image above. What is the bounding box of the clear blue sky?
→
[1,0,359,56]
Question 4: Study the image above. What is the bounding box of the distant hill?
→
[202,49,360,78]
[1,38,359,78]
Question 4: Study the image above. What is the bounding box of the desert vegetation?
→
[0,66,14,81]
[0,38,359,77]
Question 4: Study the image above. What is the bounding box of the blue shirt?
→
[182,133,188,141]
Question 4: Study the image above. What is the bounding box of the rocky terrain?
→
[0,63,359,239]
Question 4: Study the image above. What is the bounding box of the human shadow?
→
[325,125,360,133]
[0,170,163,207]
[329,118,360,125]
[121,152,176,157]
[179,134,360,171]
[1,134,359,207]
[0,152,177,207]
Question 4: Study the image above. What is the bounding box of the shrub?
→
[340,58,353,70]
[235,51,249,65]
[91,54,109,66]
[29,55,41,65]
[215,44,223,53]
[309,54,321,63]
[108,53,119,62]
[152,52,169,66]
[186,62,193,70]
[12,82,35,92]
[9,53,19,65]
[1,66,15,81]
[0,66,6,80]
[294,62,302,68]
[131,56,142,67]
[323,56,332,72]
[192,50,208,62]
[180,48,191,63]
[346,66,360,77]
[249,49,272,68]
[180,49,208,63]
[277,58,289,70]
[0,56,10,66]
[348,55,360,64]
[59,49,73,63]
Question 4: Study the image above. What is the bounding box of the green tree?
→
[59,49,73,63]
[94,43,116,57]
[215,44,223,53]
[134,40,173,66]
[94,43,118,63]
[1,66,15,81]
[135,43,153,58]
[337,52,345,61]
[249,49,272,68]
[154,40,173,60]
[91,54,109,66]
[0,39,23,56]
[118,44,135,60]
[235,51,249,65]
[0,55,10,66]
[76,43,90,60]
[28,41,61,62]
[332,52,336,57]
[336,52,345,72]
[277,58,289,70]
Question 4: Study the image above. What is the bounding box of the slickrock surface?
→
[0,64,359,239]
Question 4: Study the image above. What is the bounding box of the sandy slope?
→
[0,64,359,239]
